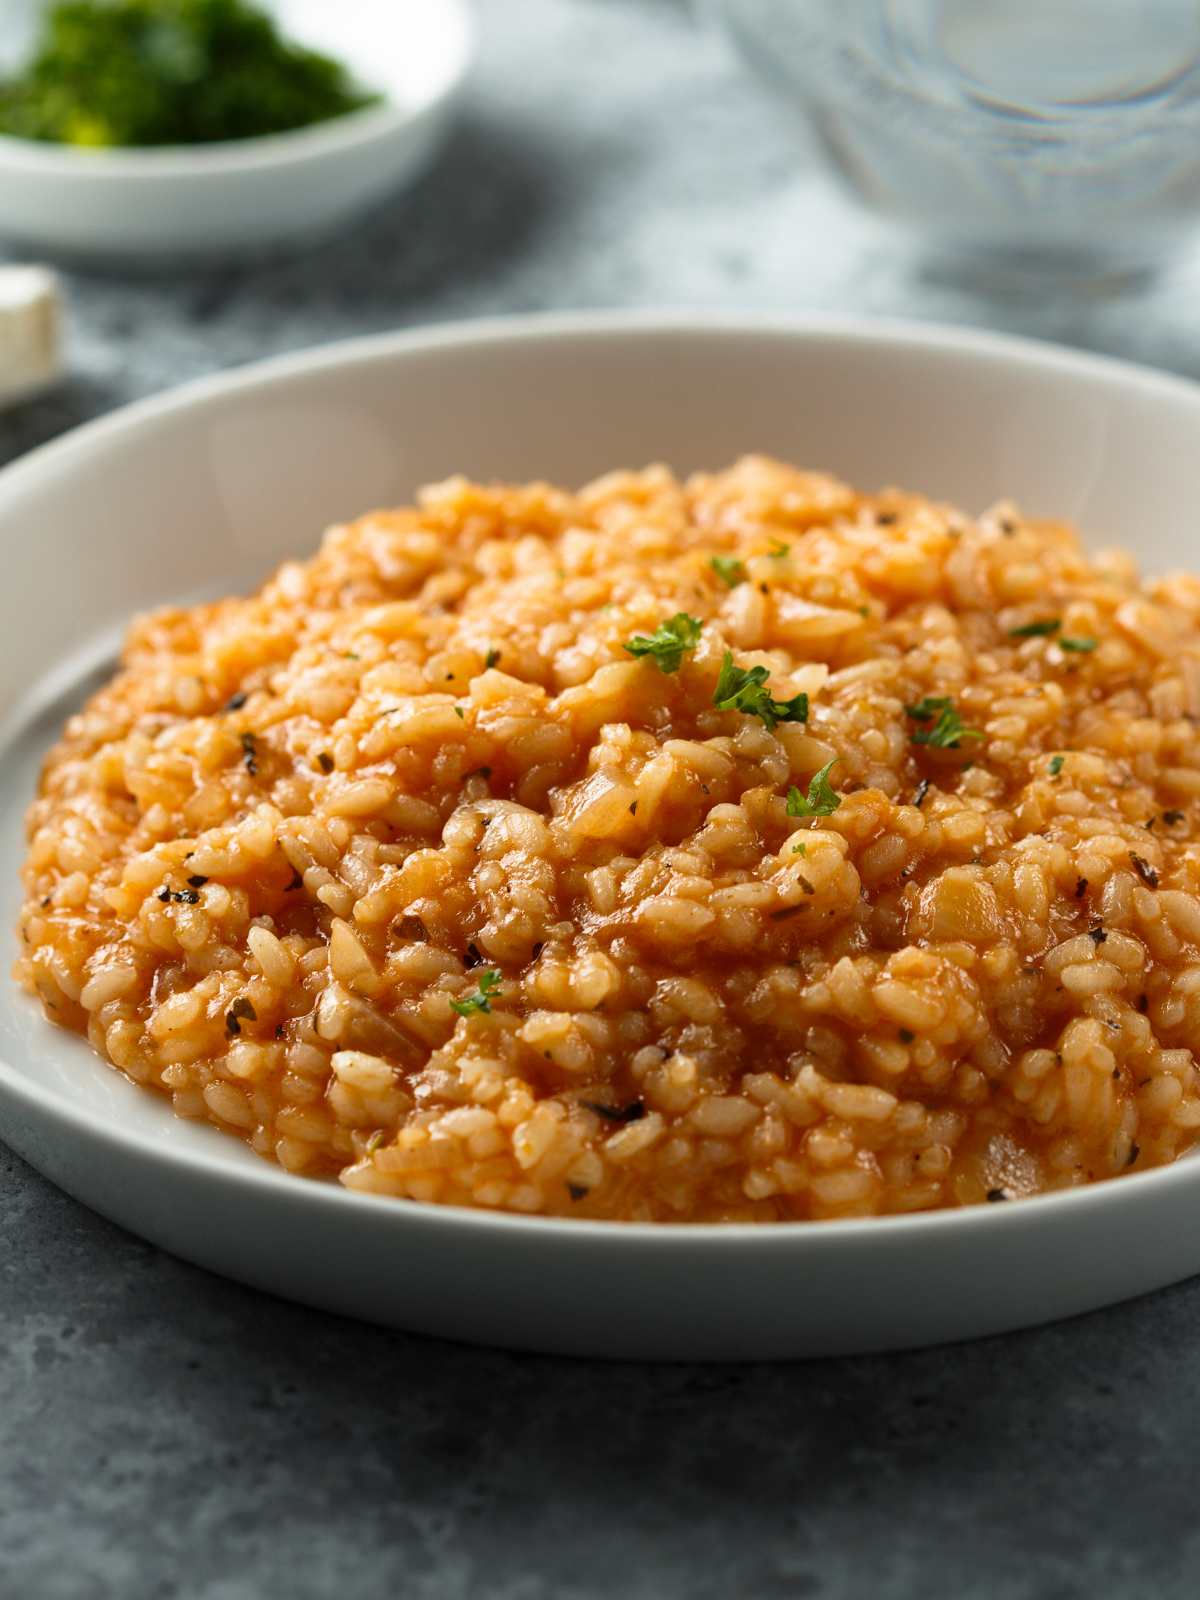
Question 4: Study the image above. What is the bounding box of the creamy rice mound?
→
[17,457,1200,1220]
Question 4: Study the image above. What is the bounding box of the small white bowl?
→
[3,313,1200,1359]
[0,0,473,265]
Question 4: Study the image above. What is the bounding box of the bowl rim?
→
[4,305,1200,1250]
[0,0,473,178]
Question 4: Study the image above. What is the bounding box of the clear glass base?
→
[712,0,1200,291]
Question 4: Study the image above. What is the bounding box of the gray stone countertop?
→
[3,3,1200,1596]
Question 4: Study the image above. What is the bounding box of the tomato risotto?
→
[16,457,1200,1219]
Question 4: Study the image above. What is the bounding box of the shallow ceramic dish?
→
[3,312,1200,1360]
[0,0,473,264]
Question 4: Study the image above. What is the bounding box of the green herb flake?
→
[713,650,808,730]
[1048,755,1065,776]
[454,705,465,720]
[1060,635,1098,653]
[767,541,790,559]
[484,648,500,669]
[622,612,703,674]
[710,555,748,589]
[1009,618,1061,638]
[450,969,502,1018]
[904,696,983,751]
[786,758,842,819]
[792,841,808,856]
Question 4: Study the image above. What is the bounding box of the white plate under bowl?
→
[0,0,472,264]
[3,312,1200,1361]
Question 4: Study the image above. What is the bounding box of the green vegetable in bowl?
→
[0,0,380,148]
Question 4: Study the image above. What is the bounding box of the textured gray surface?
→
[3,3,1200,1596]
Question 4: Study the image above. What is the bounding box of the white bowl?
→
[3,312,1200,1360]
[0,0,473,264]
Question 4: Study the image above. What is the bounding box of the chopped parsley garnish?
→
[1048,755,1065,776]
[710,555,747,589]
[905,695,948,721]
[485,648,501,669]
[450,969,502,1017]
[1009,618,1061,638]
[905,696,982,750]
[713,650,808,730]
[767,540,790,558]
[454,705,465,720]
[622,612,703,673]
[785,758,842,819]
[792,841,808,856]
[1060,636,1098,653]
[0,0,381,149]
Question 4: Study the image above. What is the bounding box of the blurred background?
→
[4,0,1200,467]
